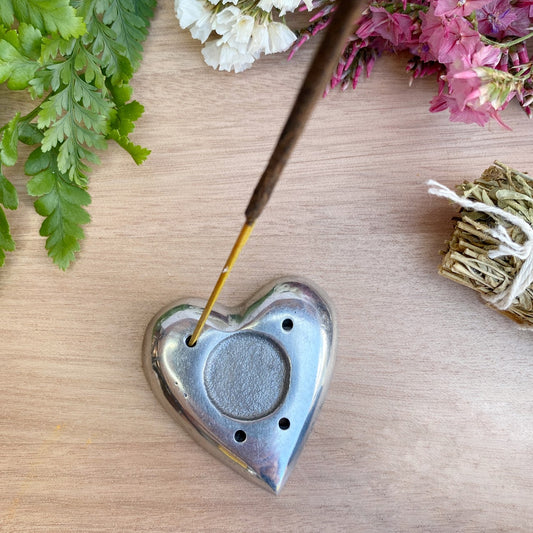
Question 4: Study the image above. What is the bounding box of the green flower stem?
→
[380,2,429,14]
[481,31,533,49]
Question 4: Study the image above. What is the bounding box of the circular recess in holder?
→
[143,278,336,494]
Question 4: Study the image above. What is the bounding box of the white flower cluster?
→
[175,0,310,72]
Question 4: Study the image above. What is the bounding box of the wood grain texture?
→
[1,3,533,532]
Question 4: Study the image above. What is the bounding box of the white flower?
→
[175,0,211,30]
[202,40,222,68]
[257,0,312,16]
[266,22,296,54]
[257,0,274,11]
[190,15,213,43]
[177,0,298,72]
[230,15,255,45]
[202,40,255,73]
[213,5,241,35]
[213,6,256,53]
[175,0,215,43]
[249,22,270,58]
[218,14,254,52]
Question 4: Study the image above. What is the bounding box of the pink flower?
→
[468,42,502,68]
[430,87,507,126]
[476,0,531,40]
[292,0,533,127]
[430,43,509,127]
[446,96,504,126]
[419,6,445,61]
[446,45,501,99]
[434,0,493,17]
[421,9,481,64]
[356,6,414,47]
[448,66,483,109]
[445,64,491,118]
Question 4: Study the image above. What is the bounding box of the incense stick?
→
[188,0,363,346]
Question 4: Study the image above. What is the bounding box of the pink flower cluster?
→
[292,0,533,126]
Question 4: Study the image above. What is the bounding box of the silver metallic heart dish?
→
[143,278,336,494]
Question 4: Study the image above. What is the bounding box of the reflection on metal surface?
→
[143,278,336,494]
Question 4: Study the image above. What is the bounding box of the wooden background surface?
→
[2,2,533,531]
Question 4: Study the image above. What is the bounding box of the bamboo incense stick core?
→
[187,222,254,346]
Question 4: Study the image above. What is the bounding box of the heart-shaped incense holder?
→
[143,278,336,494]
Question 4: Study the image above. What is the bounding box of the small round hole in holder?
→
[185,335,196,347]
[282,318,293,332]
[234,430,247,443]
[278,418,290,430]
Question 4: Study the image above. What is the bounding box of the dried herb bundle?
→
[438,161,533,327]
